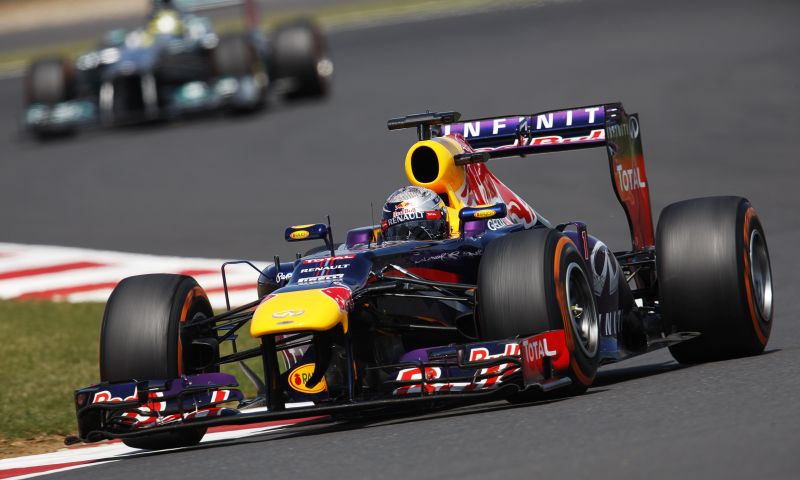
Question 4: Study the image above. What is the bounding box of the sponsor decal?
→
[297,274,344,284]
[393,367,443,395]
[321,286,352,311]
[590,240,620,296]
[386,211,425,226]
[290,230,310,240]
[520,331,569,375]
[300,264,350,274]
[615,164,646,192]
[608,116,640,141]
[288,363,327,394]
[524,337,557,363]
[629,116,640,139]
[473,209,496,219]
[92,388,137,404]
[210,389,230,404]
[601,310,623,336]
[392,201,418,215]
[486,219,507,230]
[441,107,605,139]
[145,391,166,412]
[302,254,355,264]
[465,343,520,389]
[272,310,304,318]
[461,162,538,229]
[276,272,292,282]
[393,343,521,395]
[411,249,482,265]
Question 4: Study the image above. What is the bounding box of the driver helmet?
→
[381,186,449,241]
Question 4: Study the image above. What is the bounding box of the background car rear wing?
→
[391,103,654,251]
[175,0,259,29]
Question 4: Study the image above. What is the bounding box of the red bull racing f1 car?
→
[67,103,773,450]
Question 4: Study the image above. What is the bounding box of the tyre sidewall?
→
[100,274,212,382]
[553,236,599,388]
[478,229,599,390]
[659,197,772,362]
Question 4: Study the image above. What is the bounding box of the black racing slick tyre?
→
[25,58,75,105]
[213,34,258,78]
[478,228,600,395]
[658,196,773,364]
[100,274,214,450]
[269,18,331,98]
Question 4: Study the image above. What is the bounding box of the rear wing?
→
[389,103,654,250]
[175,0,259,28]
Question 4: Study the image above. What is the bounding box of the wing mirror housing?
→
[286,218,337,257]
[285,223,328,242]
[458,203,507,237]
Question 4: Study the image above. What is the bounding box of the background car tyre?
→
[269,18,331,99]
[213,34,257,78]
[25,58,75,105]
[100,274,214,449]
[658,196,773,364]
[212,33,265,111]
[478,228,600,396]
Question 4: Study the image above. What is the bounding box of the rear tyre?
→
[100,274,214,450]
[25,58,75,105]
[478,228,600,397]
[269,18,331,99]
[658,196,773,364]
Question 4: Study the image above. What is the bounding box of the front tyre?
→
[657,196,773,364]
[25,58,75,105]
[478,228,600,396]
[100,274,214,449]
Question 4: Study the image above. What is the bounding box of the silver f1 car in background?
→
[22,0,333,137]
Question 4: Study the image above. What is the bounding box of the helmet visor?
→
[384,219,447,241]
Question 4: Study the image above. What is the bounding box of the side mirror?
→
[458,203,507,237]
[285,223,328,242]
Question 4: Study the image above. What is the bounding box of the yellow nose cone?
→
[250,288,350,338]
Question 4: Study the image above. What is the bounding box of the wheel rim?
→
[749,229,773,321]
[565,263,599,357]
[316,57,334,80]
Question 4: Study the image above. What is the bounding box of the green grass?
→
[0,300,105,439]
[0,299,264,441]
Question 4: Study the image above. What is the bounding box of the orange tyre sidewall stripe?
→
[742,208,767,346]
[553,236,593,386]
[177,286,206,375]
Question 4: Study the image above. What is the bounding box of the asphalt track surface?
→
[1,0,799,477]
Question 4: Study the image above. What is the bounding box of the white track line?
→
[0,423,290,480]
[0,405,316,479]
[0,242,267,309]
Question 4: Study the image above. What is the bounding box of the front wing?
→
[24,74,265,134]
[68,330,571,444]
